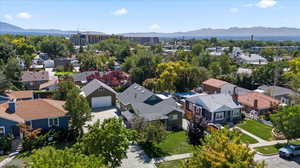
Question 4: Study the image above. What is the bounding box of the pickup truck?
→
[279,145,300,159]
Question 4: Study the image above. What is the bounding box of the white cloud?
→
[149,24,161,31]
[229,8,239,13]
[256,0,277,8]
[113,8,128,16]
[3,14,13,21]
[16,12,32,19]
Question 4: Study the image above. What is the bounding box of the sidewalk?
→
[154,153,193,163]
[0,156,16,168]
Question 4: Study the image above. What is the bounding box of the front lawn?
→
[155,159,187,168]
[0,155,7,162]
[240,133,258,144]
[237,120,273,141]
[255,140,300,155]
[142,131,194,158]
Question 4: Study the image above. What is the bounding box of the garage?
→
[91,96,112,108]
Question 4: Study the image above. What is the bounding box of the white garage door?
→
[91,96,112,108]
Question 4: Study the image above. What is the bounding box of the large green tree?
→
[185,128,264,168]
[64,88,91,136]
[54,81,78,100]
[271,105,300,143]
[78,118,135,168]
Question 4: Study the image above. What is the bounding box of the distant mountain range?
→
[0,22,104,36]
[1,21,300,38]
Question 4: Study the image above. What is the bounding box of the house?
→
[237,54,268,65]
[39,80,59,90]
[256,85,300,105]
[238,92,280,114]
[21,71,58,90]
[43,59,55,69]
[80,79,117,109]
[202,78,250,95]
[184,94,243,123]
[72,71,98,85]
[4,90,33,101]
[118,83,183,130]
[0,99,69,136]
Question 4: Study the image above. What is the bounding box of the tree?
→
[192,43,204,56]
[38,37,71,59]
[64,88,91,137]
[0,134,14,154]
[187,118,207,146]
[29,146,105,168]
[271,105,300,143]
[185,128,265,168]
[54,81,78,100]
[285,57,300,91]
[77,51,108,71]
[155,61,210,92]
[4,57,23,90]
[78,118,135,168]
[121,49,162,84]
[0,71,11,93]
[142,121,167,145]
[0,43,15,63]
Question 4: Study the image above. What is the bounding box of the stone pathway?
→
[155,153,192,163]
[0,156,16,168]
[119,145,156,168]
[235,127,267,143]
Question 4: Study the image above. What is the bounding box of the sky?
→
[0,0,300,34]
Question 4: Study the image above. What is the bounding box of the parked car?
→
[279,145,300,159]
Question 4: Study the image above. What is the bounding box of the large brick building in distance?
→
[70,33,159,46]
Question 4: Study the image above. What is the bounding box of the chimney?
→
[254,99,258,110]
[8,99,16,113]
[232,87,238,104]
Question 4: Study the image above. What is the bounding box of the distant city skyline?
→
[0,0,300,34]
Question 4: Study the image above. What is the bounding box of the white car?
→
[279,145,300,159]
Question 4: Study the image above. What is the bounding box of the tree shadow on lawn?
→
[140,143,169,159]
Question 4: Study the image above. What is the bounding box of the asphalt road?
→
[255,154,300,168]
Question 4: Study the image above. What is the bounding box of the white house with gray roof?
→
[118,83,183,130]
[184,94,243,123]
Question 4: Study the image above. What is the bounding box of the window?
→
[188,102,193,111]
[171,114,178,120]
[48,118,59,128]
[233,110,240,117]
[0,126,5,135]
[215,112,224,121]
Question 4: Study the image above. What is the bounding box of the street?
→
[255,154,300,168]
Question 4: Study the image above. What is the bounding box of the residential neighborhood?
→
[1,1,300,168]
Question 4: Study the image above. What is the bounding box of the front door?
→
[12,126,20,138]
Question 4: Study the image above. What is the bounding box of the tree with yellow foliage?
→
[185,128,265,168]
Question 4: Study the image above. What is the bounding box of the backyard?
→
[142,131,194,158]
[237,120,273,141]
[255,140,300,155]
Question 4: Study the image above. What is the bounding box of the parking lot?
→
[255,154,300,168]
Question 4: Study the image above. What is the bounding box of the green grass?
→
[155,159,187,168]
[240,133,259,144]
[142,131,194,158]
[54,72,74,76]
[0,155,7,162]
[255,140,300,155]
[237,120,273,141]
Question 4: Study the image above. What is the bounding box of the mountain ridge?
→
[1,21,300,37]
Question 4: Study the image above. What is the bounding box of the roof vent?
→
[141,90,145,93]
[134,86,138,89]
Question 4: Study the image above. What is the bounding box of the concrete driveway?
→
[84,107,119,133]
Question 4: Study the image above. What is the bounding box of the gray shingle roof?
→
[187,94,242,112]
[81,79,117,97]
[118,83,182,121]
[221,83,251,96]
[258,85,299,97]
[72,71,98,82]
